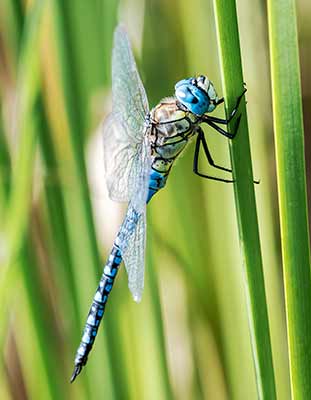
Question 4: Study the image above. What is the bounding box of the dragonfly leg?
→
[195,124,260,184]
[193,129,234,183]
[195,127,232,173]
[207,87,247,125]
[204,114,242,139]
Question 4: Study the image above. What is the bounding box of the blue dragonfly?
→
[71,24,246,382]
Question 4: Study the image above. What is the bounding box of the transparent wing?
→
[119,210,146,302]
[112,24,149,141]
[103,115,151,209]
[103,24,151,211]
[103,25,152,299]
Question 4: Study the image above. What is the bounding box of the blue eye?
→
[175,79,210,115]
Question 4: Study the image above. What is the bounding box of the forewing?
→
[103,24,151,208]
[103,25,151,299]
[112,24,149,143]
[120,211,146,302]
[103,114,151,209]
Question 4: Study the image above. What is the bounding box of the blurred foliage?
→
[0,0,310,399]
[267,0,311,397]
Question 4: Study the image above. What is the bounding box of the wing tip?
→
[133,294,142,303]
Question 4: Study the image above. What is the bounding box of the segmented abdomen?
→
[71,166,168,381]
[71,206,140,381]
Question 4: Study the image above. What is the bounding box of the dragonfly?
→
[70,24,246,382]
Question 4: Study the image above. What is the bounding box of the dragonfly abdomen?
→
[71,247,122,382]
[71,207,140,382]
[147,168,168,202]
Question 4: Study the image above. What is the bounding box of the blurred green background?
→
[0,0,310,399]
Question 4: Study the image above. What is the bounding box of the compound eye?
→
[191,78,197,86]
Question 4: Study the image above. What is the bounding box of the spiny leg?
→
[193,130,234,183]
[197,121,260,184]
[204,114,242,139]
[196,88,260,184]
[196,127,232,173]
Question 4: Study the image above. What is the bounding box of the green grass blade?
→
[267,1,311,397]
[0,92,13,383]
[1,0,24,68]
[3,0,45,268]
[0,2,44,369]
[51,0,100,281]
[0,2,63,397]
[38,96,81,333]
[0,100,11,211]
[213,1,277,398]
[1,0,45,308]
[17,236,64,400]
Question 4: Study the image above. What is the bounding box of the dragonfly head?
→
[175,75,219,115]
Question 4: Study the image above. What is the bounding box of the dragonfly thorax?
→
[149,97,198,161]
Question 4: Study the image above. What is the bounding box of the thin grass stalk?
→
[2,0,24,68]
[1,0,45,305]
[0,3,62,396]
[0,5,43,381]
[38,96,81,334]
[0,2,52,396]
[212,1,276,398]
[3,0,44,255]
[51,0,100,296]
[0,0,22,214]
[0,101,11,214]
[0,96,13,379]
[267,0,311,397]
[17,234,64,400]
